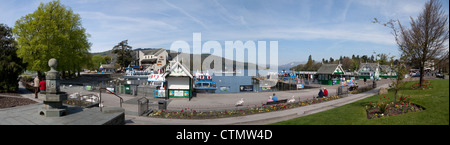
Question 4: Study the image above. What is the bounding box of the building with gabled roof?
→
[357,63,380,80]
[379,65,397,79]
[136,48,168,71]
[163,60,193,99]
[316,64,345,85]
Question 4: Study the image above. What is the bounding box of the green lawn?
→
[273,79,449,125]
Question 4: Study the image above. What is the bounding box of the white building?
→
[137,48,168,71]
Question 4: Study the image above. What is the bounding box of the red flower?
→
[181,109,184,112]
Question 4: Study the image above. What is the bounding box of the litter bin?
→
[85,85,92,91]
[124,84,131,94]
[158,100,167,110]
[337,86,343,96]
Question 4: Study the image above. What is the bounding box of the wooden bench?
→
[265,99,288,105]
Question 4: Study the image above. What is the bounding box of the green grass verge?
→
[272,79,449,125]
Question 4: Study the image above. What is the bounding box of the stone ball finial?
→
[48,58,57,71]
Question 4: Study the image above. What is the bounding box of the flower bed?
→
[410,80,433,90]
[148,96,340,119]
[365,95,425,119]
[63,99,98,108]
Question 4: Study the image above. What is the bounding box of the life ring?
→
[207,75,211,80]
[200,75,204,80]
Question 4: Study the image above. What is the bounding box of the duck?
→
[287,96,295,103]
[235,98,244,106]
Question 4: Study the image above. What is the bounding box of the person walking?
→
[39,79,46,93]
[34,75,40,98]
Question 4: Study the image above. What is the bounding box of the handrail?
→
[99,88,124,109]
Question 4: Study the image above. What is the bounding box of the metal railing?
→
[99,88,124,111]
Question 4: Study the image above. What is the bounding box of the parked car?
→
[436,73,445,79]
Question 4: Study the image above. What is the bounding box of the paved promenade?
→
[125,83,389,125]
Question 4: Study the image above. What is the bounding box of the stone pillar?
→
[38,58,68,117]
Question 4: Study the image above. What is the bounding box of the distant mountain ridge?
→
[277,61,306,71]
[90,48,262,71]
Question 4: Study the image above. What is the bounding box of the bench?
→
[265,99,288,105]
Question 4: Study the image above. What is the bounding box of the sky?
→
[0,0,448,65]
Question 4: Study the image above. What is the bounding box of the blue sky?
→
[0,0,448,65]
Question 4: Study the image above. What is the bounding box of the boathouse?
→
[379,65,397,79]
[99,64,115,73]
[316,64,345,85]
[357,63,380,80]
[163,60,193,99]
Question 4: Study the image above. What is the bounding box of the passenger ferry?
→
[193,71,216,93]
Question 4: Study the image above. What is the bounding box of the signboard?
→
[239,85,253,92]
[169,90,190,98]
[174,90,184,97]
[261,87,271,91]
[219,86,230,92]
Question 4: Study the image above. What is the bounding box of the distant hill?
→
[91,48,262,71]
[91,50,113,56]
[277,61,306,71]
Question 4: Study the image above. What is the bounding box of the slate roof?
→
[317,64,342,74]
[99,64,115,69]
[358,63,379,72]
[141,48,165,56]
[379,65,393,73]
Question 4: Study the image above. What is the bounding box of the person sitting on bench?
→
[267,96,273,102]
[272,93,278,101]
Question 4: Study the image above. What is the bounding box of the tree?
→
[341,57,354,71]
[13,0,91,77]
[376,0,449,87]
[376,53,390,65]
[91,55,106,70]
[0,24,26,92]
[112,40,133,69]
[390,59,408,104]
[305,55,314,71]
[104,56,112,64]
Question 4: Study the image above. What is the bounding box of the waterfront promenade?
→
[4,78,392,125]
